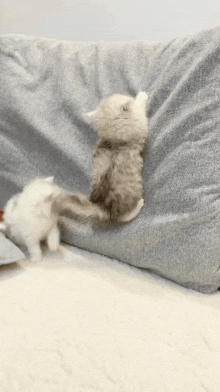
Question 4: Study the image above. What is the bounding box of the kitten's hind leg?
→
[26,240,42,262]
[47,225,60,252]
[119,198,144,223]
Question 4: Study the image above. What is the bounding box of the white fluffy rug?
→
[1,243,220,392]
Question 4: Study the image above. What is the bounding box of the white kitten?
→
[0,177,62,262]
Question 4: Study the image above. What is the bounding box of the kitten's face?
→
[87,92,148,142]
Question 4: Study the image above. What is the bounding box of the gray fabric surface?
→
[1,27,220,292]
[0,232,25,264]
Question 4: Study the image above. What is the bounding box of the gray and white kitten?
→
[61,91,149,223]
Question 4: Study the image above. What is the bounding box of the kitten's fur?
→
[0,177,63,262]
[61,91,148,223]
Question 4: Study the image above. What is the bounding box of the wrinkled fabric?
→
[0,232,25,264]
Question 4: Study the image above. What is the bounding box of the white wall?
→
[1,0,220,42]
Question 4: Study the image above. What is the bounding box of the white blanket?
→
[1,244,220,391]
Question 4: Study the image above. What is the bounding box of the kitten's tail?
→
[53,193,109,223]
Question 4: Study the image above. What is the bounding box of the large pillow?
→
[1,27,220,292]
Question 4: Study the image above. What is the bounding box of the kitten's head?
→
[22,177,61,203]
[87,92,148,143]
[3,177,62,227]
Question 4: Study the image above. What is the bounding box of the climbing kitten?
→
[61,91,149,223]
[0,177,63,262]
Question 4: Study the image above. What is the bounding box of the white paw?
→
[137,198,144,209]
[30,254,42,263]
[29,247,42,262]
[119,198,144,223]
[47,227,60,252]
[136,91,148,101]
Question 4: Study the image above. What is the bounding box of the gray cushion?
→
[1,27,220,292]
[0,233,25,265]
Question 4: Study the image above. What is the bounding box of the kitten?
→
[60,91,149,223]
[0,177,63,262]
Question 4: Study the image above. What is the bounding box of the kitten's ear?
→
[45,176,54,183]
[120,99,133,113]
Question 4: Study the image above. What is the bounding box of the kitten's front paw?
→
[30,253,42,263]
[47,226,60,252]
[28,245,42,262]
[136,91,148,101]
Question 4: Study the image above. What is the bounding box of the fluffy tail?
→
[53,193,109,223]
